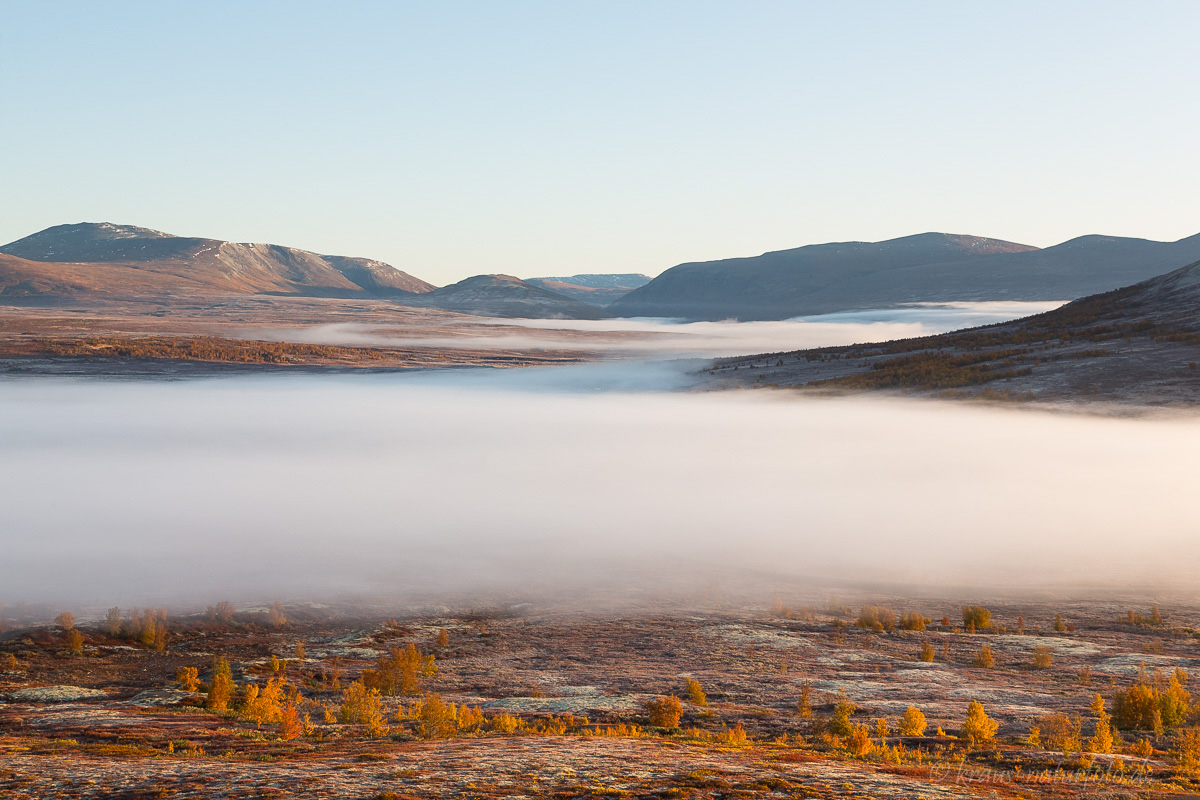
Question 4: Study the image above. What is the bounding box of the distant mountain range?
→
[0,223,606,319]
[405,274,612,320]
[525,274,650,306]
[7,223,1200,324]
[706,257,1200,405]
[611,231,1200,321]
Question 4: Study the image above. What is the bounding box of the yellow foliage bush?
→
[644,695,683,728]
[899,706,926,737]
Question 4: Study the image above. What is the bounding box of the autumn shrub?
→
[1031,646,1053,669]
[65,629,84,655]
[899,706,927,737]
[1053,614,1066,632]
[899,612,929,631]
[1038,713,1082,754]
[962,700,998,748]
[267,601,286,628]
[1174,727,1200,774]
[796,682,813,717]
[857,606,895,632]
[414,693,457,739]
[717,723,747,745]
[176,667,199,691]
[488,712,520,733]
[242,677,287,726]
[436,628,450,647]
[975,645,995,669]
[206,601,235,624]
[830,690,856,737]
[1113,674,1189,732]
[1131,737,1154,758]
[961,606,991,631]
[205,657,235,712]
[846,723,873,756]
[55,611,75,631]
[1089,696,1115,754]
[685,677,707,706]
[278,698,303,741]
[340,680,387,736]
[2,653,17,671]
[919,641,935,662]
[362,643,436,696]
[103,606,122,638]
[644,695,683,728]
[456,704,485,733]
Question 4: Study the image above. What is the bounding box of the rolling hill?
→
[705,259,1200,405]
[407,274,613,320]
[525,273,651,307]
[0,222,434,299]
[612,231,1200,321]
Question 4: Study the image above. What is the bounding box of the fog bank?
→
[252,301,1065,359]
[2,371,1198,607]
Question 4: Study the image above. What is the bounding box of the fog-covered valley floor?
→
[2,357,1198,607]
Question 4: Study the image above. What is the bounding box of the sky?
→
[2,1,1198,285]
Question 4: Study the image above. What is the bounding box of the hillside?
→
[612,231,1200,321]
[408,274,613,320]
[526,273,650,306]
[703,260,1200,406]
[0,222,434,299]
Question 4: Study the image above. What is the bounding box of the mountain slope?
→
[408,275,613,320]
[612,231,1200,320]
[0,222,434,299]
[526,273,651,306]
[705,260,1200,406]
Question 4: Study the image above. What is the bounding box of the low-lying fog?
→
[3,364,1199,608]
[258,301,1067,358]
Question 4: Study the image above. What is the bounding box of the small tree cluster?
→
[856,606,895,632]
[340,680,388,737]
[206,601,236,624]
[684,677,707,706]
[961,606,992,631]
[1113,672,1190,732]
[362,643,436,696]
[108,608,168,651]
[899,612,929,631]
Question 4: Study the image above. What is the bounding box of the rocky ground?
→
[4,593,1200,798]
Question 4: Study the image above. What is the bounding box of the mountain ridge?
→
[611,231,1200,320]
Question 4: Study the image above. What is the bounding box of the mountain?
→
[705,260,1200,406]
[0,222,434,299]
[610,232,1200,321]
[526,274,651,307]
[408,275,614,320]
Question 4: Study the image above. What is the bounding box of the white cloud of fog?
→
[1,369,1198,610]
[247,301,1066,359]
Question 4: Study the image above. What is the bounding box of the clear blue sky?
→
[2,1,1197,284]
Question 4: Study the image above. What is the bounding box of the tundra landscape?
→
[5,2,1200,798]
